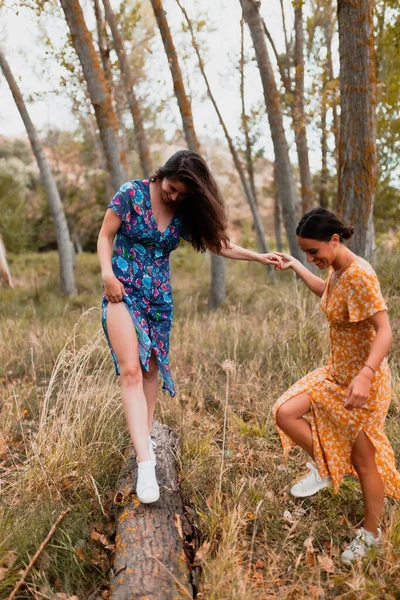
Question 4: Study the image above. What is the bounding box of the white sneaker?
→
[149,437,157,464]
[341,527,382,564]
[136,459,159,503]
[290,462,333,497]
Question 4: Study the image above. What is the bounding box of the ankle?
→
[363,526,379,538]
[137,452,151,463]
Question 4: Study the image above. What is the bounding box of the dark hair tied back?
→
[296,207,355,242]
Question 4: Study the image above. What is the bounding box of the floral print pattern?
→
[273,258,400,498]
[101,179,190,396]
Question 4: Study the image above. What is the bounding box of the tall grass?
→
[0,248,399,599]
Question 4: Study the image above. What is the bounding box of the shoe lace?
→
[305,462,321,481]
[149,438,157,449]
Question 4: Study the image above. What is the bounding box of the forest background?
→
[0,0,399,598]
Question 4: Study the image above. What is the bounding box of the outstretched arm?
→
[219,243,281,266]
[273,252,325,297]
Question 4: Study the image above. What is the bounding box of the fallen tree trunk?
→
[111,422,196,599]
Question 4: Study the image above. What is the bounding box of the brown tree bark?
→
[324,0,340,163]
[293,2,313,213]
[102,0,153,177]
[241,0,303,262]
[150,0,200,154]
[111,422,195,599]
[0,48,76,295]
[337,0,377,260]
[151,0,226,306]
[60,0,128,191]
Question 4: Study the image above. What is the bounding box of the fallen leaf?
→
[100,591,110,599]
[304,536,316,568]
[310,584,324,598]
[283,510,297,525]
[0,567,7,581]
[318,554,335,573]
[74,545,86,561]
[195,541,211,564]
[67,596,80,600]
[90,531,109,546]
[254,559,265,569]
[56,594,67,599]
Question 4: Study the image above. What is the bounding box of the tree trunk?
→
[93,0,129,162]
[337,0,377,260]
[150,0,200,154]
[60,0,128,191]
[320,97,329,208]
[240,17,257,205]
[324,0,340,164]
[178,0,274,281]
[241,0,303,263]
[0,49,76,296]
[102,0,153,177]
[0,235,14,288]
[151,0,226,306]
[273,163,283,252]
[111,422,195,599]
[293,3,313,213]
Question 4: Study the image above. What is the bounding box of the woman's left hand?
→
[258,253,283,267]
[344,372,372,410]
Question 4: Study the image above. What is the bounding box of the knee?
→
[142,362,158,381]
[351,453,374,477]
[120,364,143,387]
[275,404,291,429]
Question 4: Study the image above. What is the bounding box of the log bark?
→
[0,48,76,296]
[337,0,377,260]
[111,422,195,599]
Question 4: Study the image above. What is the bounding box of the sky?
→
[0,0,334,172]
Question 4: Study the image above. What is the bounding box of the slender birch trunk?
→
[337,0,377,260]
[241,0,303,262]
[151,0,226,306]
[60,0,128,191]
[0,48,76,295]
[293,2,313,213]
[102,0,153,177]
[179,0,274,281]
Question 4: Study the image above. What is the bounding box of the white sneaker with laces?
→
[290,462,333,497]
[149,437,157,464]
[136,459,159,504]
[341,527,382,564]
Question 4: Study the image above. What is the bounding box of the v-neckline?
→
[324,260,357,308]
[147,180,176,236]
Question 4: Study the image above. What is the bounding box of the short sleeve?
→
[107,187,131,223]
[346,267,387,322]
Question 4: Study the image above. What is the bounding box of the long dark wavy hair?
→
[296,207,355,242]
[151,150,229,253]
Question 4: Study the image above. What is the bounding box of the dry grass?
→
[0,247,399,599]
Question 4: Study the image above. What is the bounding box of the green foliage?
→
[0,158,33,253]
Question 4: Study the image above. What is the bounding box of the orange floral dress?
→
[273,257,400,498]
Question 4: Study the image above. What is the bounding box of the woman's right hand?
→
[272,252,298,271]
[102,273,126,303]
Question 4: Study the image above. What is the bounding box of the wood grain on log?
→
[111,422,195,600]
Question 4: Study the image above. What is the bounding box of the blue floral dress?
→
[101,179,190,396]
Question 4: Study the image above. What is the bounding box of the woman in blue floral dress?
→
[98,150,279,503]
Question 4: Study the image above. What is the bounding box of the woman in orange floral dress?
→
[273,208,400,564]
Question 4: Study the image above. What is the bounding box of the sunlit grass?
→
[0,247,399,599]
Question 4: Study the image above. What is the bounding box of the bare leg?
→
[351,431,384,537]
[142,352,159,436]
[275,393,314,458]
[107,302,150,463]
